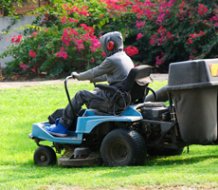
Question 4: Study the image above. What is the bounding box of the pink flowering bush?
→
[1,0,217,77]
[1,1,104,77]
[103,0,217,70]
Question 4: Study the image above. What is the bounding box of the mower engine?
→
[141,103,170,121]
[138,102,183,156]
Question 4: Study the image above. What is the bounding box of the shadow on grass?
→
[96,153,218,178]
[147,151,218,165]
[19,151,218,172]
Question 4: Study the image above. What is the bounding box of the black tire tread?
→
[128,130,147,165]
[34,146,57,166]
[100,128,146,166]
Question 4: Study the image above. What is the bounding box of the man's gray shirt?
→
[77,51,134,84]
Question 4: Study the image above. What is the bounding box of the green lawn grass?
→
[0,81,218,190]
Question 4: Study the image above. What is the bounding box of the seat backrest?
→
[119,65,153,104]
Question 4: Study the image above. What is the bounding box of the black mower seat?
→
[94,65,153,115]
[96,65,153,104]
[121,65,153,104]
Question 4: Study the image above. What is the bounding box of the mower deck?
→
[58,152,101,167]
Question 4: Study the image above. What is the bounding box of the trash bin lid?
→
[167,59,218,90]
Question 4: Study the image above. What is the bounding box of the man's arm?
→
[91,75,107,83]
[76,59,114,81]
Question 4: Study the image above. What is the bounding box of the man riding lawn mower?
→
[29,31,218,167]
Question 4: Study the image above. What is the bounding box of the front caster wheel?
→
[100,129,146,166]
[34,146,57,166]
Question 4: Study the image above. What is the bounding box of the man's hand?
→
[71,72,80,79]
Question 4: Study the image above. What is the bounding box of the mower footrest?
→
[30,122,83,145]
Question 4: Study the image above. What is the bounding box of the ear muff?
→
[106,40,115,51]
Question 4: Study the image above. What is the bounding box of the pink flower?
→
[19,63,29,71]
[62,3,71,11]
[167,0,176,8]
[31,67,37,73]
[11,34,22,43]
[80,23,94,34]
[61,31,71,46]
[166,31,174,40]
[157,26,167,35]
[150,26,174,46]
[144,0,155,7]
[102,52,106,58]
[187,31,205,44]
[31,32,38,37]
[56,47,68,59]
[187,38,193,45]
[70,5,89,16]
[124,46,139,57]
[136,20,145,29]
[145,9,155,20]
[61,27,79,46]
[132,4,144,19]
[210,16,218,27]
[102,0,132,15]
[198,4,208,16]
[177,0,186,20]
[156,13,166,25]
[61,16,67,24]
[29,50,37,58]
[210,15,218,22]
[136,33,143,40]
[90,57,95,63]
[73,39,85,51]
[90,37,101,52]
[78,6,90,16]
[68,18,79,23]
[149,34,158,46]
[155,52,164,66]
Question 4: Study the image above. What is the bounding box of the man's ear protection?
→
[106,40,115,51]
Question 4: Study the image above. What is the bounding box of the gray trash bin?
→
[167,59,218,144]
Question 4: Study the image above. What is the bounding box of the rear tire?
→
[100,129,146,166]
[34,146,57,166]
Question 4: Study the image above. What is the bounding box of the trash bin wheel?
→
[34,146,57,166]
[100,129,146,166]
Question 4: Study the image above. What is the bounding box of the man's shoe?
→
[46,120,68,137]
